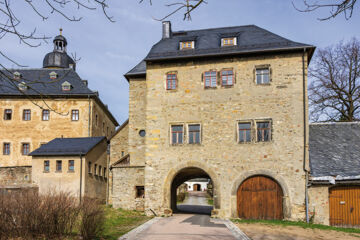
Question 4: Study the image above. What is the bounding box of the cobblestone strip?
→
[223,220,251,240]
[118,217,161,240]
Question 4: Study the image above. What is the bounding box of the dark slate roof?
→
[309,123,360,177]
[144,25,315,61]
[43,52,75,69]
[125,60,146,77]
[0,68,119,126]
[0,68,93,96]
[29,137,106,156]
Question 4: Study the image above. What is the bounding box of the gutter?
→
[79,153,83,203]
[302,48,310,223]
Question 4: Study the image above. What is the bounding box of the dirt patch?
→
[236,222,360,240]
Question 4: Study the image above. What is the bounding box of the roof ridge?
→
[1,68,74,71]
[310,122,360,125]
[173,24,256,34]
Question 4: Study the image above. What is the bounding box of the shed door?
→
[329,186,360,227]
[237,176,283,220]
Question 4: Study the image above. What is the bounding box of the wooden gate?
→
[237,176,283,220]
[329,186,360,227]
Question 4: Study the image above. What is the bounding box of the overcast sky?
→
[2,0,359,124]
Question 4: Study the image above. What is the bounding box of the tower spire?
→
[59,28,63,36]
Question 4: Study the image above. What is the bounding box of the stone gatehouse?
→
[110,22,316,220]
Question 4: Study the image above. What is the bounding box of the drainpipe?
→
[79,154,83,203]
[106,140,110,205]
[88,95,91,137]
[302,48,309,223]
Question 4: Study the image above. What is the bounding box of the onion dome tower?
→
[43,28,76,70]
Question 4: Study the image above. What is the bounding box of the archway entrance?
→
[171,167,213,215]
[237,175,283,220]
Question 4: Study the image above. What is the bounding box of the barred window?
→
[44,160,50,172]
[71,110,79,121]
[56,160,62,172]
[4,109,12,120]
[22,143,30,155]
[3,143,10,155]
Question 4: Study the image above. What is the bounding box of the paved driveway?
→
[120,213,245,240]
[177,191,213,215]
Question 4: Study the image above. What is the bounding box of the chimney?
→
[162,21,172,39]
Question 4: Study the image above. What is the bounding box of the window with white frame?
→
[256,67,270,84]
[180,41,194,50]
[42,110,50,121]
[171,125,184,144]
[71,110,79,121]
[166,73,177,90]
[204,71,217,88]
[221,69,234,86]
[188,124,201,144]
[221,37,237,46]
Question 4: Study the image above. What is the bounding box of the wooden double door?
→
[329,186,360,227]
[237,176,283,220]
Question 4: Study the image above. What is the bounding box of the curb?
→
[224,220,251,240]
[118,217,161,240]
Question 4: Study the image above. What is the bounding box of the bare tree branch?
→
[293,0,357,20]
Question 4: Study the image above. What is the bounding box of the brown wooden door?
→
[237,176,283,220]
[329,186,360,227]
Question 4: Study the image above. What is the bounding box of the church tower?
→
[43,29,76,70]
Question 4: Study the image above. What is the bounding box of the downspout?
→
[302,48,310,223]
[106,140,110,205]
[88,95,91,137]
[79,154,83,203]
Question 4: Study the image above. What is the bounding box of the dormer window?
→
[61,81,72,91]
[49,71,58,79]
[180,41,194,50]
[221,37,237,46]
[13,72,21,80]
[18,82,27,91]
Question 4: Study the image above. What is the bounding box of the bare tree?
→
[294,0,357,20]
[140,0,207,21]
[309,38,360,122]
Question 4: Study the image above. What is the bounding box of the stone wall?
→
[0,166,32,185]
[308,185,330,225]
[112,166,145,210]
[141,52,309,219]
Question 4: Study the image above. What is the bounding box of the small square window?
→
[136,186,145,198]
[44,160,50,172]
[188,124,201,144]
[180,41,194,50]
[22,143,30,155]
[221,70,234,86]
[221,37,237,46]
[42,110,50,121]
[68,160,75,172]
[166,73,177,90]
[4,109,12,120]
[23,109,31,121]
[56,160,62,172]
[238,122,252,143]
[171,125,183,144]
[256,121,271,142]
[204,71,217,88]
[71,110,79,121]
[256,68,270,84]
[3,143,10,155]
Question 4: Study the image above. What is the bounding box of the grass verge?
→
[102,207,152,240]
[231,219,360,234]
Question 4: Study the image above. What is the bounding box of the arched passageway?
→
[171,167,213,215]
[237,175,284,220]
